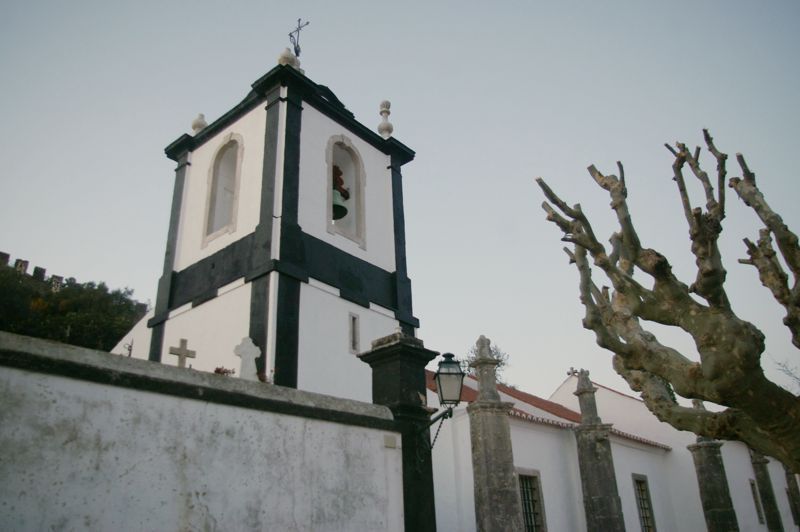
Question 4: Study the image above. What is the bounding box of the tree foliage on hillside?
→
[536,131,800,472]
[0,266,146,351]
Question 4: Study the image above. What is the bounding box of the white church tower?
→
[129,49,418,403]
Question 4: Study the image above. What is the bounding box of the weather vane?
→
[289,18,310,58]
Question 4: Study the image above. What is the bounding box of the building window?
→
[326,135,366,248]
[204,135,242,242]
[750,479,766,524]
[349,313,360,353]
[519,473,546,532]
[633,474,656,532]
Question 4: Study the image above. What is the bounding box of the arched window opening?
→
[327,136,365,247]
[205,139,240,239]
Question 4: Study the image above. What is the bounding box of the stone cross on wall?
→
[234,337,260,382]
[168,338,196,368]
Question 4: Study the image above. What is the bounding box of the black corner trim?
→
[192,289,218,308]
[265,95,282,111]
[169,234,254,310]
[274,259,309,283]
[148,323,165,362]
[249,276,270,378]
[340,289,370,309]
[282,91,304,110]
[384,137,415,167]
[165,134,195,161]
[147,312,169,328]
[274,276,301,388]
[244,261,273,283]
[152,231,420,333]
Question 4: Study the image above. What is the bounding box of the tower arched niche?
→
[203,132,244,246]
[326,134,366,248]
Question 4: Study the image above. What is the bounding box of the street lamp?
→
[435,353,465,408]
[424,353,466,448]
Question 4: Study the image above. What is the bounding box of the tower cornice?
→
[165,65,415,166]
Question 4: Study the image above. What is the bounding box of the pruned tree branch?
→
[537,131,800,472]
[730,159,800,348]
[703,129,727,215]
[665,139,730,309]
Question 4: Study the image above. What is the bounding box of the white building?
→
[114,48,800,532]
[428,369,800,531]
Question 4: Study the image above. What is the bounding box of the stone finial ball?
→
[380,100,391,111]
[191,113,207,134]
[277,48,296,66]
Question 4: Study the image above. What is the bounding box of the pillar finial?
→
[470,335,500,402]
[191,113,207,134]
[573,368,601,424]
[378,100,393,139]
[277,47,303,73]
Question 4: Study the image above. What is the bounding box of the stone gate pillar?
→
[687,400,739,532]
[467,335,524,532]
[750,449,785,532]
[784,464,800,527]
[573,369,626,532]
[359,332,438,532]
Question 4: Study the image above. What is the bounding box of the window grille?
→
[633,474,656,532]
[750,479,765,524]
[519,474,546,532]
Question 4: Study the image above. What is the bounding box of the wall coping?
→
[0,331,396,431]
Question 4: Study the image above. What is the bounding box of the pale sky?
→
[1,1,799,398]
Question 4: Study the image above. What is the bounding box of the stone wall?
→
[0,332,404,532]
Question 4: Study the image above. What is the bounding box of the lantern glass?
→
[435,353,465,407]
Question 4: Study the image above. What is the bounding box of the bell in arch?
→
[332,190,348,220]
[332,164,350,220]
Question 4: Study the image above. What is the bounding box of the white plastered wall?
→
[110,310,153,359]
[297,105,396,272]
[429,403,476,532]
[160,280,250,374]
[429,383,585,532]
[608,438,686,532]
[722,441,798,531]
[296,280,399,403]
[0,352,404,532]
[510,419,585,532]
[174,106,267,271]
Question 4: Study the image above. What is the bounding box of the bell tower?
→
[144,50,418,402]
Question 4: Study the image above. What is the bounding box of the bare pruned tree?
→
[536,130,800,472]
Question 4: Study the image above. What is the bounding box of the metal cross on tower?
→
[289,18,310,57]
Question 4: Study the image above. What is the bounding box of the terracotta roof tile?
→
[494,380,581,423]
[426,370,580,422]
[425,370,670,450]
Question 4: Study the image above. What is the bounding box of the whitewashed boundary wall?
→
[0,332,404,532]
